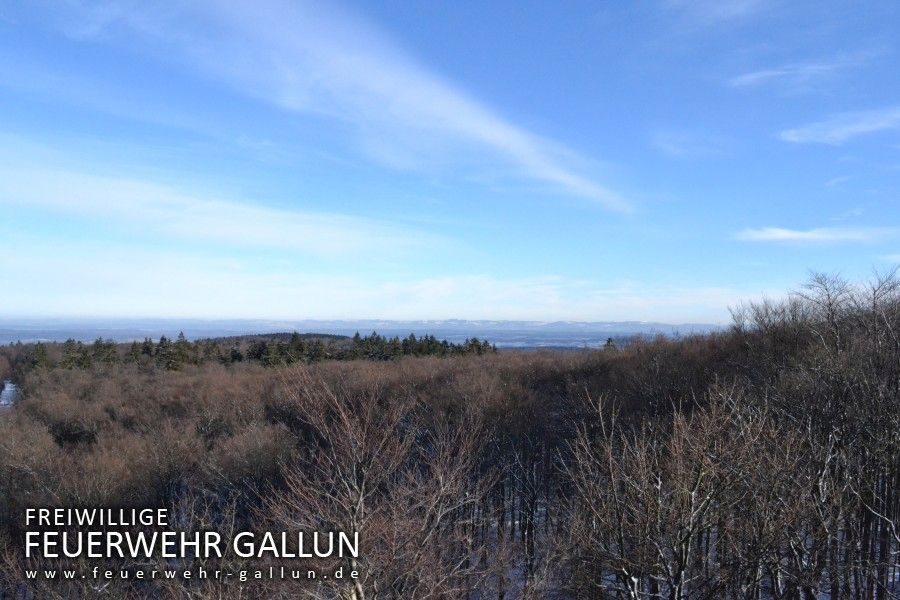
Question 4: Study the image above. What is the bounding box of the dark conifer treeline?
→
[4,330,496,376]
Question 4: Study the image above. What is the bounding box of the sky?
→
[1,0,899,323]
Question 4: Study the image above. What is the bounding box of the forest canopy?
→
[0,273,898,599]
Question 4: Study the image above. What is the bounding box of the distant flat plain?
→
[0,318,721,349]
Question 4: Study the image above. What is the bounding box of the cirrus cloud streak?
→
[735,226,896,243]
[780,106,900,144]
[48,0,629,211]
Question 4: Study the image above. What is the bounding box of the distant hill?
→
[207,331,350,343]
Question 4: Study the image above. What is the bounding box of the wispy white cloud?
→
[0,142,765,322]
[46,0,629,211]
[0,166,435,259]
[735,226,896,243]
[824,175,851,187]
[0,238,756,322]
[780,106,900,144]
[728,51,879,91]
[393,277,767,322]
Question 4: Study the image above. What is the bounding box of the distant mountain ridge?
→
[0,318,724,348]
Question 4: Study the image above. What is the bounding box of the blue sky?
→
[1,0,899,323]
